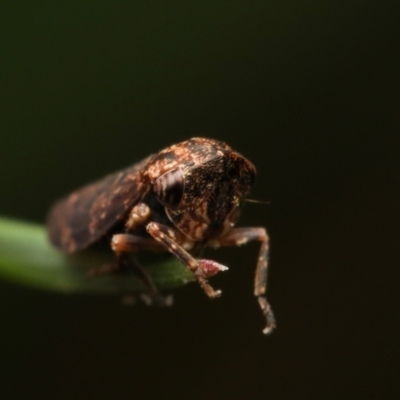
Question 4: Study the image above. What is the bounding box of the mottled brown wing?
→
[47,155,153,253]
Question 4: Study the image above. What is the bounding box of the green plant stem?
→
[0,217,195,293]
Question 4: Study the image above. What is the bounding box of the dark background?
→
[0,2,398,399]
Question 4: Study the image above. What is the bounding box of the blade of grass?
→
[0,216,195,293]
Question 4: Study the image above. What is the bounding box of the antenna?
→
[244,198,270,205]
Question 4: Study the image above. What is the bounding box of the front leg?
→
[110,233,170,305]
[209,227,276,334]
[146,222,228,299]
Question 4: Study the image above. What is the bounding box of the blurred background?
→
[0,2,398,399]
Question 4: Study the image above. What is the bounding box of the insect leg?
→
[125,203,152,231]
[209,227,276,334]
[146,222,228,299]
[88,234,164,277]
[111,233,165,254]
[110,233,171,306]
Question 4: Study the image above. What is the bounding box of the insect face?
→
[160,153,256,241]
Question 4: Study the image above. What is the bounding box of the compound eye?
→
[153,168,184,209]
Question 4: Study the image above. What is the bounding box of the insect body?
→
[47,138,275,334]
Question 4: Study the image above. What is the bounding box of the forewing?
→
[47,155,153,253]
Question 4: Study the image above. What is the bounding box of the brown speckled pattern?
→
[48,138,255,250]
[47,155,153,252]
